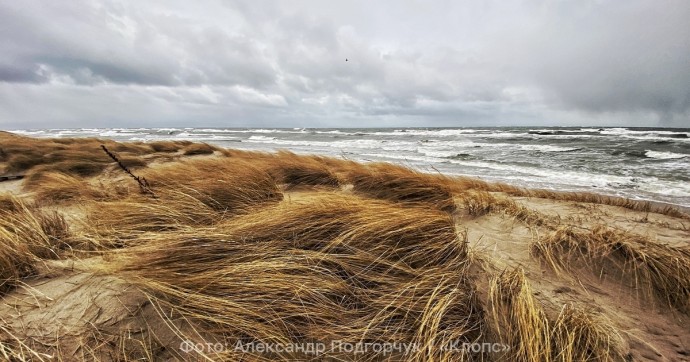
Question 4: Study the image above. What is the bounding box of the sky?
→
[0,0,689,129]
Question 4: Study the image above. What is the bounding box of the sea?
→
[11,127,690,208]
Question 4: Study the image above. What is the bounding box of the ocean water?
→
[12,127,690,207]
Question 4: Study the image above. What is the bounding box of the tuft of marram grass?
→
[140,157,284,212]
[551,304,625,362]
[456,190,555,227]
[85,158,283,244]
[0,198,71,294]
[215,193,468,268]
[22,172,132,205]
[182,142,218,156]
[488,268,552,361]
[0,194,23,213]
[261,150,341,188]
[99,193,482,361]
[347,162,458,212]
[487,268,626,362]
[531,225,690,313]
[148,140,189,153]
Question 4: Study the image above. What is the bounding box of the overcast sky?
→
[1,0,688,129]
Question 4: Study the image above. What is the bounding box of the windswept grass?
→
[0,231,36,295]
[182,142,218,156]
[532,225,690,312]
[23,172,131,204]
[214,193,467,268]
[148,140,190,153]
[84,159,283,244]
[100,193,482,361]
[262,151,341,188]
[140,157,283,212]
[0,194,22,213]
[0,132,161,179]
[0,201,71,260]
[488,269,552,361]
[2,132,687,360]
[551,305,624,362]
[348,163,457,212]
[0,198,71,293]
[488,268,625,362]
[457,190,555,227]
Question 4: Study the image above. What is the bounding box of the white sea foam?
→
[645,150,688,160]
[7,127,689,206]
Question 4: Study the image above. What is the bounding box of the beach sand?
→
[1,131,689,361]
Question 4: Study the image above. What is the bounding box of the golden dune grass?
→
[1,132,688,360]
[0,197,71,294]
[488,269,625,362]
[99,193,481,361]
[347,162,457,212]
[261,151,342,188]
[531,225,690,312]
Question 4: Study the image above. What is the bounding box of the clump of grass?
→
[551,305,625,362]
[0,202,71,260]
[0,194,22,213]
[347,163,457,212]
[458,190,501,217]
[148,140,190,153]
[23,172,86,203]
[141,158,283,212]
[0,232,36,295]
[0,199,71,293]
[44,160,109,177]
[0,132,171,178]
[457,190,554,227]
[261,151,341,188]
[488,268,552,361]
[182,143,217,156]
[116,156,148,169]
[531,225,690,312]
[22,172,131,205]
[487,268,626,362]
[217,193,467,268]
[87,194,217,239]
[86,159,282,242]
[4,154,45,174]
[100,193,481,360]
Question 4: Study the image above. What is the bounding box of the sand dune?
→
[1,131,689,361]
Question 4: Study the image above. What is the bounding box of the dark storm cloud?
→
[513,0,690,122]
[0,0,688,128]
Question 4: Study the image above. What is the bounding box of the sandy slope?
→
[460,197,690,361]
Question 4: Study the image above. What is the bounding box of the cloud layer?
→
[1,0,688,128]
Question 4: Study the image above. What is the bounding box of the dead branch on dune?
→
[101,145,156,198]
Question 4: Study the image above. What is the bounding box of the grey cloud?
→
[0,0,688,128]
[510,1,690,121]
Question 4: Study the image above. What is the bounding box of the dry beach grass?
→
[0,131,689,361]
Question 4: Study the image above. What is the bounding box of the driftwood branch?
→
[0,175,24,183]
[101,145,157,198]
